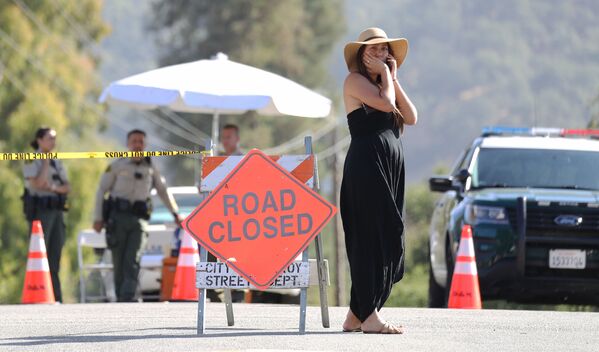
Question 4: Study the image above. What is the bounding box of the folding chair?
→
[77,229,114,303]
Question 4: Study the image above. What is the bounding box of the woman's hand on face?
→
[386,54,397,79]
[363,52,387,74]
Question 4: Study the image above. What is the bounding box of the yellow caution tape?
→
[0,150,210,161]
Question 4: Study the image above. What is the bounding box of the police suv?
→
[428,127,599,307]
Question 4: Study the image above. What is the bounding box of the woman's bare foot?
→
[361,310,403,334]
[342,309,362,332]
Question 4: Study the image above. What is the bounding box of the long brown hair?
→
[356,44,404,130]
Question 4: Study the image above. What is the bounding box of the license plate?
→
[549,249,586,269]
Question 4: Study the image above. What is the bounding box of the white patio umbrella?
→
[99,53,331,145]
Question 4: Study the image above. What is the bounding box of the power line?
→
[159,108,211,140]
[8,2,336,157]
[11,0,74,54]
[41,1,337,153]
[21,0,197,151]
[0,27,103,119]
[0,61,52,119]
[7,2,118,120]
[0,60,191,154]
[46,1,212,143]
[48,0,102,54]
[318,134,351,161]
[2,2,201,160]
[0,29,195,156]
[263,117,339,155]
[0,12,199,153]
[141,110,208,145]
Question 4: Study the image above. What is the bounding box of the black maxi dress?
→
[340,103,406,322]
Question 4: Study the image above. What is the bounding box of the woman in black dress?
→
[341,27,418,334]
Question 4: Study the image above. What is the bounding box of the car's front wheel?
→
[444,235,455,306]
[428,245,447,308]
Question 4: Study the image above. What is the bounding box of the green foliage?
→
[3,0,598,310]
[433,164,450,176]
[386,263,428,308]
[0,0,108,303]
[151,0,344,88]
[149,0,345,185]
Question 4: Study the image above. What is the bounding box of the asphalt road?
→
[0,302,598,351]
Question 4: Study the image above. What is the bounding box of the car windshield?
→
[170,193,204,208]
[471,148,599,190]
[150,192,204,224]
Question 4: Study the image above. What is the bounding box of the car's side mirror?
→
[429,176,455,193]
[454,169,471,185]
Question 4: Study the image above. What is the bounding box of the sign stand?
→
[195,136,330,335]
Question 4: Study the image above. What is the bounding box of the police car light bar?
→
[481,126,531,135]
[531,127,563,136]
[482,126,599,138]
[481,126,562,136]
[561,129,599,137]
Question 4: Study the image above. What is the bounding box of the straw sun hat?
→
[344,27,408,72]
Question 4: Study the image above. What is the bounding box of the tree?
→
[151,0,343,88]
[0,0,108,303]
[149,0,345,184]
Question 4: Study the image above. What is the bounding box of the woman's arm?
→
[386,54,417,125]
[27,160,71,194]
[344,71,396,113]
[393,79,418,125]
[345,51,398,113]
[54,162,70,194]
[28,159,51,191]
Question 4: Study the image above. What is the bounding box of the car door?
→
[430,147,472,286]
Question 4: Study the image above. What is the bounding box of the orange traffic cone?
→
[171,230,199,301]
[22,220,55,304]
[448,225,482,309]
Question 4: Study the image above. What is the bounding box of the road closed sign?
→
[183,149,336,290]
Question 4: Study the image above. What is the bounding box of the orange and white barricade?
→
[200,154,315,192]
[194,137,330,335]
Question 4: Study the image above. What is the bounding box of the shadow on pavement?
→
[0,326,345,347]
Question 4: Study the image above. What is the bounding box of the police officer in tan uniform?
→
[22,127,70,302]
[93,129,181,302]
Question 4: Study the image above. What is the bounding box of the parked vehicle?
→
[429,127,599,307]
[149,186,204,225]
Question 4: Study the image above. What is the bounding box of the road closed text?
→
[208,189,313,243]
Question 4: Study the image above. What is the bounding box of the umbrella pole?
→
[211,111,220,152]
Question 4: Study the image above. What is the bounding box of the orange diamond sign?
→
[183,149,336,290]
